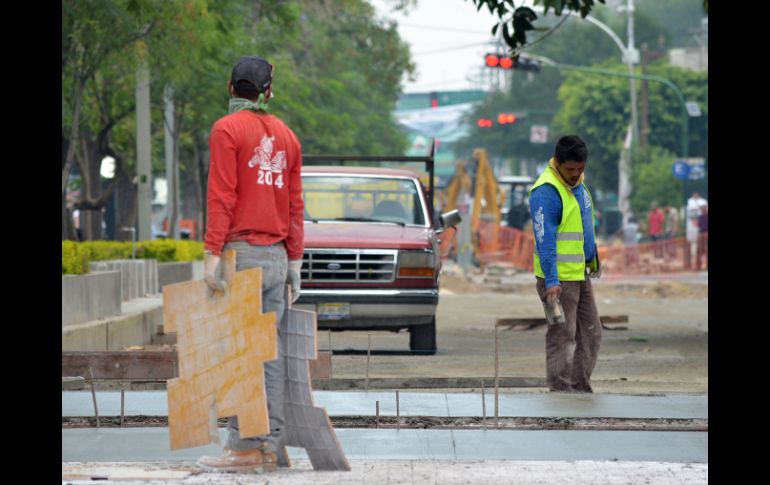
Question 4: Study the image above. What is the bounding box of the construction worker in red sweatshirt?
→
[198,55,304,473]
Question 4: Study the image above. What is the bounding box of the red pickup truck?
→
[295,152,459,354]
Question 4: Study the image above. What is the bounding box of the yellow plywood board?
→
[163,250,277,450]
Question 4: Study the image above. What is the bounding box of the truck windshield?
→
[302,176,426,226]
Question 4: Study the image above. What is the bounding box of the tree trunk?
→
[191,136,203,241]
[80,134,104,240]
[195,130,209,241]
[62,191,77,241]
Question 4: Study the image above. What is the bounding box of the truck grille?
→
[301,249,397,283]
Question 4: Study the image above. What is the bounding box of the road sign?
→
[684,157,705,180]
[672,159,690,180]
[685,101,702,117]
[530,125,548,144]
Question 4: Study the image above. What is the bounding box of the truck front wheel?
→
[409,317,437,355]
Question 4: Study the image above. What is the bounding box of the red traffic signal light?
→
[484,53,500,67]
[484,53,540,72]
[485,53,515,69]
[497,113,517,125]
[477,118,493,128]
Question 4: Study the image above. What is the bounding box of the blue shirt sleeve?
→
[576,185,597,264]
[530,185,561,288]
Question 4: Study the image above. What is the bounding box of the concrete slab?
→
[62,427,707,463]
[63,390,708,419]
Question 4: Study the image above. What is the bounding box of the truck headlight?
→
[398,250,435,278]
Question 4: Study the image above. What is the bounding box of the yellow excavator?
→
[441,148,504,257]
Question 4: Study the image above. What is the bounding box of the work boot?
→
[196,446,278,473]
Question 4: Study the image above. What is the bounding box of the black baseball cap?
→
[231,56,273,91]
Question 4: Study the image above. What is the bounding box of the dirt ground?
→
[116,268,707,396]
[325,268,708,395]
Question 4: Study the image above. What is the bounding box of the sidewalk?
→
[62,459,708,485]
[63,426,707,462]
[63,390,708,482]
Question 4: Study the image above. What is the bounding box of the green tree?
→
[62,0,158,239]
[273,1,415,154]
[629,145,683,216]
[62,0,415,241]
[553,59,707,193]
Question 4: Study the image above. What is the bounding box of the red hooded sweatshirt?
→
[204,110,304,260]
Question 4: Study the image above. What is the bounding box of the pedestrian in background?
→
[647,201,664,257]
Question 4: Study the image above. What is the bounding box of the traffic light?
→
[499,56,514,69]
[477,118,493,128]
[484,54,500,67]
[497,113,517,125]
[515,57,541,72]
[485,53,513,69]
[483,53,540,72]
[430,91,439,108]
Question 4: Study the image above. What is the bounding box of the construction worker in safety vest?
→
[529,135,602,393]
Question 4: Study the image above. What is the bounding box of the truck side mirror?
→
[438,209,461,232]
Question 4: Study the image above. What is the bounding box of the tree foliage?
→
[629,145,684,216]
[62,0,415,240]
[554,59,707,193]
[467,0,706,54]
[468,0,607,54]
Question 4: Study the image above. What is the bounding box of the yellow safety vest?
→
[529,166,595,281]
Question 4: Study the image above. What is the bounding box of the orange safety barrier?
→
[598,235,708,274]
[475,221,533,271]
[466,221,707,275]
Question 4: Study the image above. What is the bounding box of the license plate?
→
[317,303,351,320]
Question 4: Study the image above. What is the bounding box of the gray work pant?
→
[536,277,602,393]
[222,241,288,451]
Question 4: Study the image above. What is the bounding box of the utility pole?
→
[164,85,180,239]
[621,0,639,145]
[135,57,153,242]
[639,43,650,148]
[618,0,638,225]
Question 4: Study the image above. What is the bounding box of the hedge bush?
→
[62,240,205,274]
[61,240,90,275]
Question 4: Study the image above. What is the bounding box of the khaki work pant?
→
[536,277,602,392]
[223,241,289,452]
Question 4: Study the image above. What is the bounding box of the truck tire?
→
[409,317,437,355]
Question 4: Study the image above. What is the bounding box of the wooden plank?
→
[496,315,629,329]
[312,377,547,389]
[63,350,332,381]
[600,315,629,324]
[62,351,178,380]
[308,351,331,379]
[496,317,545,329]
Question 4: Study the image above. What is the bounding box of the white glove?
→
[287,259,302,303]
[204,252,225,293]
